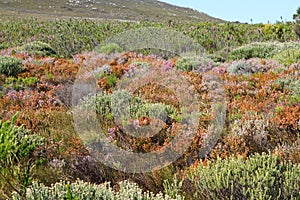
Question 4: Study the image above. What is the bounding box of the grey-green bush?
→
[186,152,300,200]
[175,54,215,72]
[12,180,184,200]
[226,58,283,75]
[228,42,300,61]
[0,56,23,76]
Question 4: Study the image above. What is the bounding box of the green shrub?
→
[0,56,23,76]
[97,43,123,55]
[186,153,300,200]
[175,54,215,72]
[273,49,300,66]
[0,113,43,198]
[4,76,39,91]
[12,180,183,200]
[0,43,8,50]
[20,41,57,57]
[78,90,180,122]
[228,42,300,61]
[228,42,279,60]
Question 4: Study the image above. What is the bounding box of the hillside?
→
[0,0,223,22]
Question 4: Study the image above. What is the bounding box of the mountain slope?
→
[0,0,224,22]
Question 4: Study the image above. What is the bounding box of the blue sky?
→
[160,0,300,24]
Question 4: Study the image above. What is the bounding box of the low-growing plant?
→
[186,152,300,200]
[20,41,57,57]
[4,77,39,91]
[175,54,215,72]
[273,49,300,66]
[226,58,283,75]
[12,179,183,200]
[78,90,180,123]
[97,43,124,55]
[0,56,23,76]
[0,113,43,198]
[228,42,300,61]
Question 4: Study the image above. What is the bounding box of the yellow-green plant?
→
[273,49,300,66]
[186,153,300,200]
[0,113,43,198]
[0,56,23,76]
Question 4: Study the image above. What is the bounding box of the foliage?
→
[97,43,124,55]
[12,180,184,200]
[0,56,23,76]
[227,42,300,61]
[0,113,43,198]
[0,22,300,199]
[3,77,39,91]
[186,153,300,200]
[78,90,180,122]
[0,19,297,58]
[226,58,284,75]
[20,41,57,57]
[272,49,300,66]
[175,54,216,72]
[262,23,289,41]
[293,7,300,38]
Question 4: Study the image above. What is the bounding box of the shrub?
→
[175,54,215,72]
[275,77,300,104]
[0,113,43,198]
[273,49,300,66]
[0,56,23,76]
[275,77,300,95]
[4,77,39,91]
[228,42,279,60]
[294,22,300,38]
[293,7,300,38]
[228,42,300,61]
[20,41,57,57]
[230,119,269,152]
[12,180,183,200]
[97,43,123,55]
[78,90,180,122]
[186,153,300,200]
[226,58,283,75]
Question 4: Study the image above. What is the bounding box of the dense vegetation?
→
[0,18,297,57]
[0,15,299,200]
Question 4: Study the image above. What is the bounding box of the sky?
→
[160,0,300,24]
